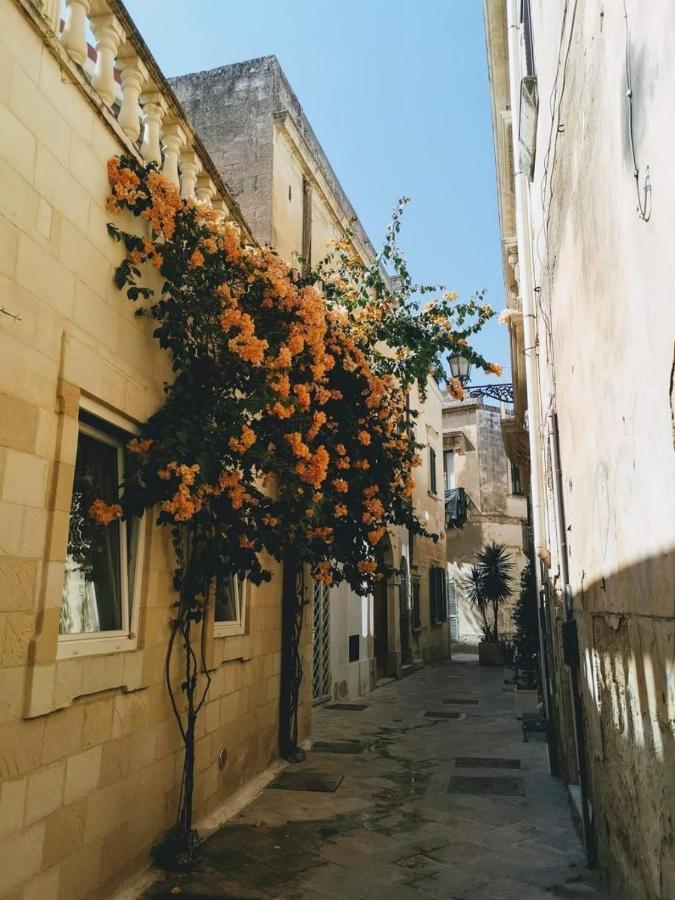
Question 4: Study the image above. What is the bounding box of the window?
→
[214,575,248,637]
[59,407,144,656]
[521,0,535,77]
[301,175,312,272]
[411,577,421,632]
[429,446,438,495]
[448,579,459,641]
[443,450,456,490]
[511,461,524,496]
[429,565,447,626]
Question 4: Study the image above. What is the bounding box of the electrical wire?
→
[623,0,652,222]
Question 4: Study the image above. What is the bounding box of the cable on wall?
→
[623,0,651,222]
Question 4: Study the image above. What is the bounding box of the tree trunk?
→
[279,551,306,762]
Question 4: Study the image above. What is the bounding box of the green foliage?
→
[464,542,514,642]
[512,559,540,688]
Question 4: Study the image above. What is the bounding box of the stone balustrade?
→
[37,0,238,223]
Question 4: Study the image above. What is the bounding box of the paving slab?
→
[144,658,604,899]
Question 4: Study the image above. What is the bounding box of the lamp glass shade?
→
[448,354,472,382]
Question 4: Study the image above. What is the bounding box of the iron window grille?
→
[429,565,448,626]
[411,577,422,632]
[429,446,438,495]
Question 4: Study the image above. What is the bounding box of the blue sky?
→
[125,0,509,382]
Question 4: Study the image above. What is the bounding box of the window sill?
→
[25,647,146,718]
[213,623,246,639]
[56,632,138,659]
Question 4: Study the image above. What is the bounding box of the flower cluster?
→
[99,156,496,595]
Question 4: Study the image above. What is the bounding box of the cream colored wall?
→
[271,123,347,266]
[0,5,285,898]
[410,379,449,664]
[491,1,675,893]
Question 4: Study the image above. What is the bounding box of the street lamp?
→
[448,353,472,386]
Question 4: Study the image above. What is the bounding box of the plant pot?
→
[478,640,504,667]
[514,687,539,717]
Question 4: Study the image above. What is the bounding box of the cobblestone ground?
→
[146,656,604,899]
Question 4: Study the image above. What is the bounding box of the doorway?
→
[399,557,412,666]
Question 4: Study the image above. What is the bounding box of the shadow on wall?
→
[573,550,675,899]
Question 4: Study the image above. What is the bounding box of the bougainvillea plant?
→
[97,154,498,862]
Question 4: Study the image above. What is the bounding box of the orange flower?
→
[127,437,153,456]
[188,249,205,268]
[295,446,329,488]
[269,401,293,420]
[358,431,371,446]
[334,504,348,516]
[229,425,256,454]
[285,432,310,459]
[315,560,333,585]
[487,362,503,377]
[368,527,385,545]
[448,377,464,401]
[332,478,348,494]
[357,560,377,574]
[89,499,123,525]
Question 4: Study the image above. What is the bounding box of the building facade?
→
[0,3,296,897]
[0,10,449,897]
[485,1,675,897]
[442,390,528,645]
[172,56,450,703]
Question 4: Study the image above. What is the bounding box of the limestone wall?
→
[0,4,287,897]
[511,1,675,894]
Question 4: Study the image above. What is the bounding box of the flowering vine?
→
[98,155,497,862]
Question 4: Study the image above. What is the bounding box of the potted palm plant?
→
[463,542,514,666]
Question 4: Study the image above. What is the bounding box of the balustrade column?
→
[90,13,125,107]
[161,122,188,188]
[211,198,229,222]
[140,91,166,165]
[179,149,201,200]
[61,0,91,66]
[196,175,216,204]
[117,54,148,142]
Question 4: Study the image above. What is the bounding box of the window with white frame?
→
[214,575,248,637]
[444,450,456,490]
[59,405,144,656]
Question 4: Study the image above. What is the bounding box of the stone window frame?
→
[56,396,147,661]
[25,334,160,718]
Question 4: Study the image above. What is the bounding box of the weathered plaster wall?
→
[0,7,287,897]
[170,59,276,246]
[527,2,675,895]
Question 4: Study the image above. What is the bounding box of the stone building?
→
[442,390,528,645]
[485,1,675,897]
[0,2,291,896]
[172,55,449,702]
[0,7,448,896]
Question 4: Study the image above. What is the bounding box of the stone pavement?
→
[146,656,604,899]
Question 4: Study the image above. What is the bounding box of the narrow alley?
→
[145,659,603,900]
